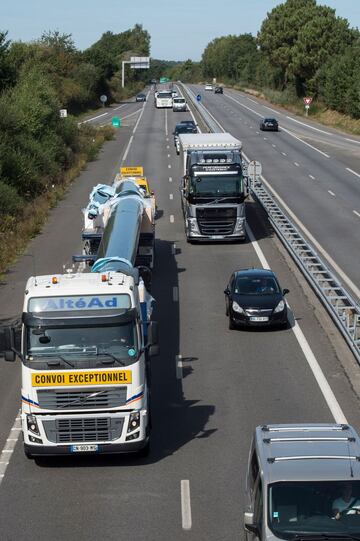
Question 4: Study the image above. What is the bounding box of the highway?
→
[0,89,360,540]
[188,84,360,301]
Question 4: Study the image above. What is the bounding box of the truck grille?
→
[43,417,124,443]
[37,387,127,410]
[196,208,237,236]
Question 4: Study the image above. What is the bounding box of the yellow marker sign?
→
[120,166,143,176]
[32,370,132,387]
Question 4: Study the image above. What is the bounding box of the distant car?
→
[224,268,289,329]
[180,120,197,128]
[173,123,198,154]
[214,86,223,94]
[205,84,213,91]
[136,93,146,102]
[171,90,178,98]
[260,117,278,131]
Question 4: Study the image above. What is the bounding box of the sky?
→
[2,0,360,61]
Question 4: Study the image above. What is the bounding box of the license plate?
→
[250,316,269,322]
[70,444,98,453]
[211,235,223,239]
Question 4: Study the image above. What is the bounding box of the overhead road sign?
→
[130,56,150,69]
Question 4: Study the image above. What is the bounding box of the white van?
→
[173,97,187,112]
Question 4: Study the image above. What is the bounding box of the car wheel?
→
[225,302,229,316]
[228,316,236,330]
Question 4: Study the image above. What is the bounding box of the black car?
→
[173,123,198,154]
[224,268,289,329]
[136,93,146,102]
[259,117,278,131]
[214,86,223,94]
[180,120,197,129]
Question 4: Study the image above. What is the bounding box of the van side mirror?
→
[244,511,260,536]
[283,288,289,295]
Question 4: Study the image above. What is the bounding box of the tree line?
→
[0,24,150,232]
[201,0,360,118]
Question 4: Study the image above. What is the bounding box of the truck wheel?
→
[24,446,33,460]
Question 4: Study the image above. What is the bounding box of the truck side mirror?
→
[148,321,159,346]
[4,350,16,362]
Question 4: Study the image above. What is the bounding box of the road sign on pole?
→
[247,160,262,186]
[100,95,107,107]
[130,56,150,69]
[112,117,121,128]
[59,109,67,118]
[196,94,201,102]
[303,97,312,116]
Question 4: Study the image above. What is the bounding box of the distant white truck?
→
[179,133,248,242]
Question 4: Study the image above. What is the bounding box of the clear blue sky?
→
[2,0,360,61]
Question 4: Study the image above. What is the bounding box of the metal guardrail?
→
[182,83,360,364]
[180,84,221,134]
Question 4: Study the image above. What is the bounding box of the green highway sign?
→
[112,117,121,128]
[160,77,169,83]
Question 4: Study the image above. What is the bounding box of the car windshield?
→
[265,118,276,123]
[268,481,360,539]
[174,98,185,103]
[157,92,172,99]
[190,174,243,197]
[26,323,138,366]
[235,275,280,295]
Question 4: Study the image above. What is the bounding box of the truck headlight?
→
[232,301,244,314]
[127,411,140,433]
[26,414,40,435]
[274,300,285,313]
[187,218,199,234]
[234,218,245,232]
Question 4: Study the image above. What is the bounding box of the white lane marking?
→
[172,243,176,255]
[173,286,179,301]
[122,135,134,162]
[168,164,172,169]
[170,214,175,223]
[309,174,316,180]
[120,109,142,122]
[294,162,300,167]
[281,152,287,156]
[263,137,267,140]
[169,193,173,200]
[256,131,259,135]
[176,355,183,379]
[0,414,21,483]
[167,145,170,149]
[165,108,168,136]
[345,138,360,144]
[224,93,263,118]
[264,105,280,115]
[246,225,347,424]
[181,480,192,530]
[280,126,331,158]
[114,104,126,111]
[241,150,360,300]
[346,167,360,179]
[286,116,332,135]
[272,144,276,148]
[81,112,108,124]
[169,177,173,182]
[132,95,148,134]
[247,97,258,104]
[353,210,360,218]
[328,190,335,197]
[168,154,171,158]
[166,137,169,142]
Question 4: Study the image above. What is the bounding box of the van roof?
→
[255,424,360,483]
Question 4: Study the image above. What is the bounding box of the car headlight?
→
[128,411,140,433]
[274,300,285,313]
[234,218,245,232]
[232,301,244,314]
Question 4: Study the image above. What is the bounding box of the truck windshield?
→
[268,480,360,539]
[26,323,138,366]
[190,174,243,197]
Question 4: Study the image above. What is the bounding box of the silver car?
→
[244,424,360,540]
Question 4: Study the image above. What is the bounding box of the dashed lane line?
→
[346,167,360,179]
[169,193,173,200]
[353,210,360,218]
[328,190,336,197]
[294,162,300,167]
[309,174,316,180]
[170,214,175,223]
[181,480,192,530]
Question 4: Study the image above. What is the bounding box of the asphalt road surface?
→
[188,84,360,301]
[0,88,360,541]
